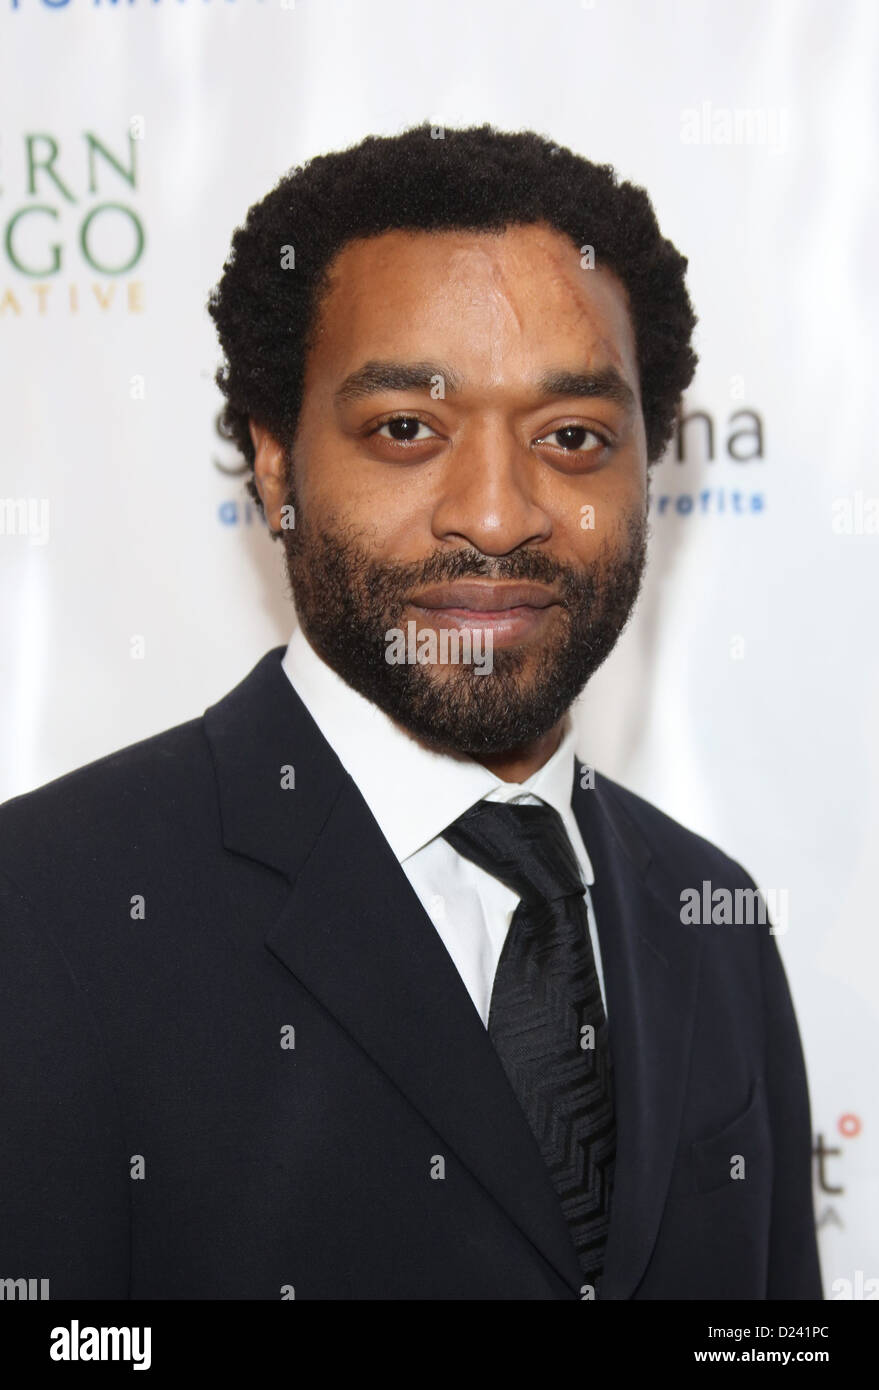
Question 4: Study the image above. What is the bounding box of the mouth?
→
[406,581,562,644]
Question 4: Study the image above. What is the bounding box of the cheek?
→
[548,467,645,557]
[300,443,437,552]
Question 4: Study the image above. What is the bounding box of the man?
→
[0,124,821,1300]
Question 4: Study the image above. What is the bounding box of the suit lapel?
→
[203,649,702,1300]
[572,763,703,1299]
[204,648,584,1294]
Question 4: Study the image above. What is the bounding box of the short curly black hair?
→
[207,121,698,513]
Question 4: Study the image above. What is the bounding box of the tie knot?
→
[442,799,585,905]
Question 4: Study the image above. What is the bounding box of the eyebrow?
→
[334,360,464,402]
[537,367,637,415]
[333,359,638,415]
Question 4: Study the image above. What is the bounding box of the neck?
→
[476,718,566,784]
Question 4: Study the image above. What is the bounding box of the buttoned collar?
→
[281,624,591,878]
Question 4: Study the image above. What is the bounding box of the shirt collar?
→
[281,624,589,873]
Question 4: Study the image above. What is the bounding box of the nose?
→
[430,419,553,556]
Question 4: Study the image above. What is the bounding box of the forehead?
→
[306,223,639,393]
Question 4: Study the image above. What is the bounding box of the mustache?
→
[367,546,578,594]
[283,485,646,618]
[282,479,643,599]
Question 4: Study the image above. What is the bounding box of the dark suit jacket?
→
[0,646,822,1300]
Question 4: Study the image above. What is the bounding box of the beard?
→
[278,482,647,759]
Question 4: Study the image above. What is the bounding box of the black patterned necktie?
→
[442,799,615,1291]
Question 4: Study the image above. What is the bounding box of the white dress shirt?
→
[281,624,606,1027]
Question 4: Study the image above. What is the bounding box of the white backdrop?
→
[2,0,877,1297]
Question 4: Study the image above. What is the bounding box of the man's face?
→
[255,221,649,760]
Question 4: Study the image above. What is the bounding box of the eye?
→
[535,424,611,453]
[372,415,440,443]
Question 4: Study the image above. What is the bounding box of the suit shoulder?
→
[593,770,754,888]
[0,717,214,892]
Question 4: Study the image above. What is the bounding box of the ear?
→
[249,421,288,531]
